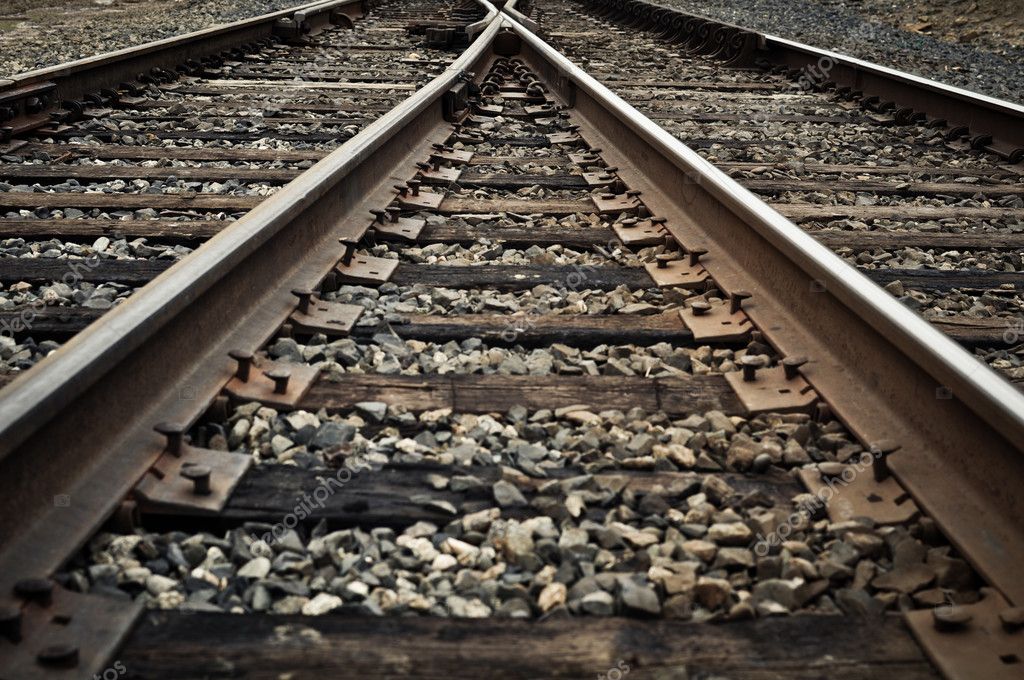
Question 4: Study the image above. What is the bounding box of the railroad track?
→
[0,1,1022,679]
[0,0,485,377]
[528,0,1024,387]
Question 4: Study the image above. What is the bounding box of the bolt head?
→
[36,643,79,668]
[14,578,53,603]
[1000,606,1024,631]
[933,606,972,631]
[690,301,712,316]
[181,464,211,480]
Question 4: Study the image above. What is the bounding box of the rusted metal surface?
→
[678,297,752,343]
[501,14,1024,607]
[797,467,920,525]
[644,257,710,289]
[224,359,320,408]
[905,589,1024,680]
[0,14,501,676]
[134,442,252,514]
[583,0,1024,162]
[290,294,365,335]
[372,215,427,240]
[612,217,666,246]
[0,586,141,680]
[724,364,818,415]
[335,253,400,284]
[592,191,641,214]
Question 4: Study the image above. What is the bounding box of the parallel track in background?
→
[0,0,483,377]
[0,3,1022,679]
[528,0,1024,388]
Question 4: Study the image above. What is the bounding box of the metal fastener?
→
[871,439,901,482]
[154,422,185,456]
[999,606,1024,631]
[180,464,212,496]
[740,354,763,382]
[0,604,21,642]
[782,355,808,380]
[14,577,54,606]
[729,290,751,314]
[339,240,355,266]
[292,288,313,314]
[932,606,972,631]
[264,368,291,394]
[688,248,708,266]
[691,301,712,316]
[228,349,253,382]
[655,254,675,269]
[36,644,79,668]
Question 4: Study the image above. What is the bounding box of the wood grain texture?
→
[119,612,940,679]
[299,374,741,415]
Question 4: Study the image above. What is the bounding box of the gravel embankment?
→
[652,0,1024,104]
[0,0,303,76]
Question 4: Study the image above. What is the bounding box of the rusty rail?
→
[0,3,499,676]
[496,10,1024,608]
[0,0,371,141]
[580,0,1024,162]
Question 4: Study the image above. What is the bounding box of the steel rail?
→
[759,33,1024,160]
[504,0,540,33]
[0,7,500,604]
[578,0,1024,161]
[497,11,1024,604]
[467,0,501,38]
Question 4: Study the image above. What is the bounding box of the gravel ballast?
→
[653,0,1024,103]
[0,0,304,76]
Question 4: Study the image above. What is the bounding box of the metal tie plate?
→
[372,216,426,241]
[224,359,320,408]
[524,104,555,117]
[135,445,251,514]
[547,131,583,145]
[473,103,504,116]
[432,149,474,165]
[336,253,399,285]
[679,299,753,342]
[290,296,365,336]
[593,192,642,215]
[396,189,444,211]
[644,259,709,289]
[0,587,141,680]
[796,466,919,525]
[581,171,615,188]
[612,218,666,246]
[569,151,603,167]
[725,364,818,414]
[905,589,1024,680]
[417,166,462,183]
